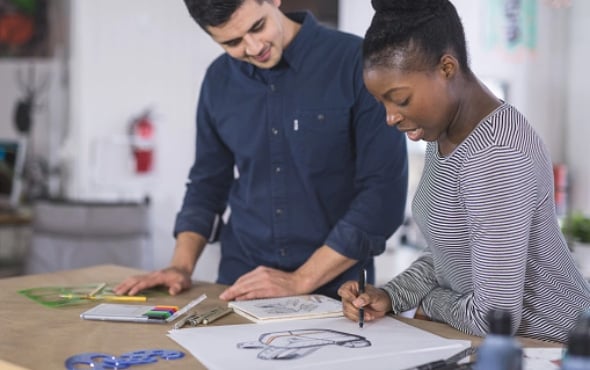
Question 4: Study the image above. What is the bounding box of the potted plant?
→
[562,212,590,278]
[563,212,590,246]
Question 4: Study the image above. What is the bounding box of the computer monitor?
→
[0,138,26,210]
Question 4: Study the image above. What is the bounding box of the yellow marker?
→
[60,294,147,302]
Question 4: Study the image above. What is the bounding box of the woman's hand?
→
[337,280,393,324]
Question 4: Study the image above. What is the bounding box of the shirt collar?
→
[243,11,320,76]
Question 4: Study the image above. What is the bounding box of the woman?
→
[338,0,590,342]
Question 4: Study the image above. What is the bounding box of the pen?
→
[402,346,478,370]
[358,268,366,328]
[88,282,107,297]
[202,307,233,325]
[174,312,202,329]
[169,293,208,324]
[60,294,147,302]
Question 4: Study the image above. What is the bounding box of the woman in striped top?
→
[338,0,590,343]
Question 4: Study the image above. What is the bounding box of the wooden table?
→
[0,265,560,369]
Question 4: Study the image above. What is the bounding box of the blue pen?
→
[358,268,366,328]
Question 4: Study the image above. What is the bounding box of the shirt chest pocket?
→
[289,109,353,173]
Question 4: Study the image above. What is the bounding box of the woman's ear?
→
[439,54,459,79]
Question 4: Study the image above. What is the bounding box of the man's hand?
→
[219,266,302,301]
[337,280,392,324]
[113,266,192,296]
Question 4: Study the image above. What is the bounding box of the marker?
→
[358,268,366,328]
[60,294,147,302]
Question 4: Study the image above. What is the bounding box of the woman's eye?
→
[396,98,409,107]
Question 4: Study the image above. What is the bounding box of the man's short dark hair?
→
[183,0,265,32]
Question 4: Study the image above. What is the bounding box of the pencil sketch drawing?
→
[253,296,324,315]
[237,328,371,360]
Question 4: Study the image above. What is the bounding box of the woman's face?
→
[363,62,458,142]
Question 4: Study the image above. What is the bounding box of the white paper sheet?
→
[168,316,471,370]
[523,348,563,370]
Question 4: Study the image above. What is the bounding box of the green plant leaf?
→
[563,212,590,244]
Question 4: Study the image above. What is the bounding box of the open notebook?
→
[228,294,343,323]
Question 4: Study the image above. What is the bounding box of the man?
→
[115,0,408,300]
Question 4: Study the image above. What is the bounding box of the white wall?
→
[566,0,590,214]
[66,0,222,275]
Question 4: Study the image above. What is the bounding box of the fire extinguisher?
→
[129,110,155,174]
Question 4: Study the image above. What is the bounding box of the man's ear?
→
[439,54,459,79]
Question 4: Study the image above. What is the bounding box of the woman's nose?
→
[386,112,403,127]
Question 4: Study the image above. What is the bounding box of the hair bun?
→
[371,0,445,13]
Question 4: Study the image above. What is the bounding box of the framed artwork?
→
[282,0,339,29]
[0,0,50,57]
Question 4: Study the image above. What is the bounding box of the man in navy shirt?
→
[115,0,408,300]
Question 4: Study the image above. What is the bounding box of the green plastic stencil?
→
[18,283,168,308]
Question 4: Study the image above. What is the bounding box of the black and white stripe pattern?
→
[382,104,590,342]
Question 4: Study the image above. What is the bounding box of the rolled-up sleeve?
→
[174,73,234,239]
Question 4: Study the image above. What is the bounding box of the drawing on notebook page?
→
[228,294,343,323]
[256,297,320,314]
[237,328,371,360]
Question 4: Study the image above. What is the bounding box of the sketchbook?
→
[228,294,343,323]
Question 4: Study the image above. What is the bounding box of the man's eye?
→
[252,21,265,33]
[225,40,241,47]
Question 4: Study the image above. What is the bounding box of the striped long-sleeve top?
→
[382,103,590,343]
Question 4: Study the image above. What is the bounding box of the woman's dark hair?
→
[363,0,471,74]
[183,0,263,32]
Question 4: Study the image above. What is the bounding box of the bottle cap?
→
[487,309,512,336]
[568,311,590,357]
[568,329,590,356]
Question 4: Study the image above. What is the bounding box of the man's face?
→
[207,0,286,69]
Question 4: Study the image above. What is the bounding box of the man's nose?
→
[244,34,263,56]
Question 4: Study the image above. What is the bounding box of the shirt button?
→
[272,128,279,135]
[280,249,286,257]
[275,208,283,216]
[269,84,276,92]
[275,167,281,173]
[317,113,325,121]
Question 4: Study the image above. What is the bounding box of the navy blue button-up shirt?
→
[175,12,408,297]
